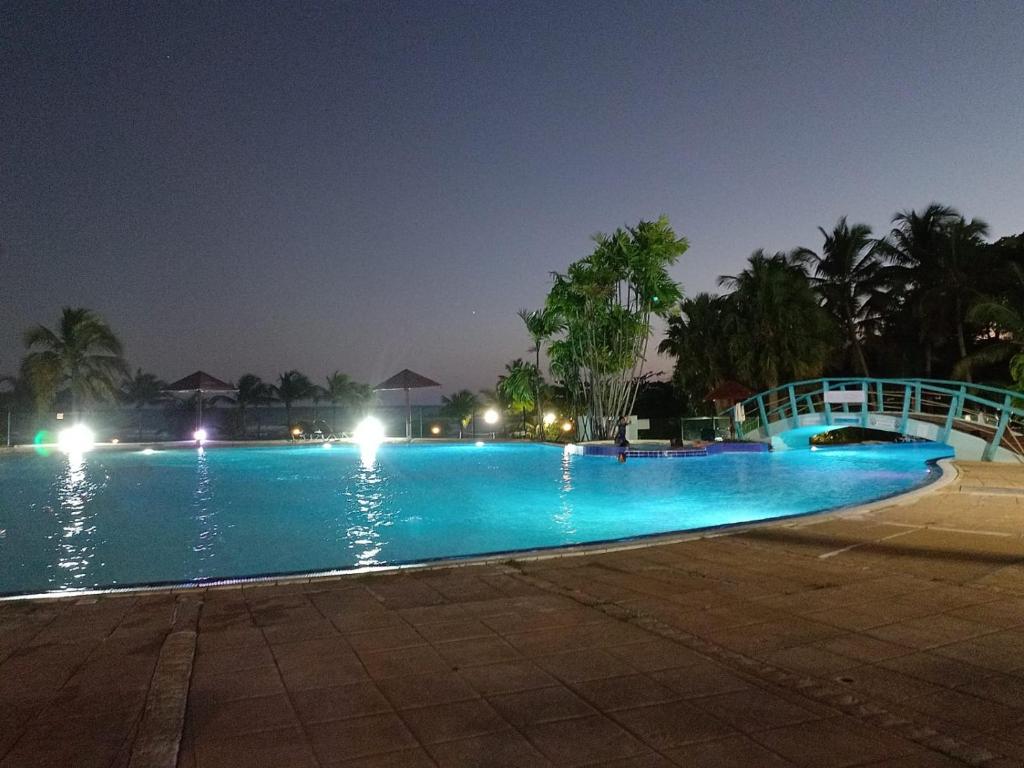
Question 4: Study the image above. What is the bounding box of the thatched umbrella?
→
[164,371,237,436]
[374,369,440,440]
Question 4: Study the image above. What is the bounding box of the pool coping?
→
[0,457,959,603]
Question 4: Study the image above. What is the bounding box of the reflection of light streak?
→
[555,451,576,536]
[192,448,218,567]
[342,449,394,567]
[50,452,101,589]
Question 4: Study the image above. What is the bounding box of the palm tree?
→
[22,307,127,417]
[518,307,561,436]
[236,373,274,438]
[274,370,313,434]
[955,263,1024,387]
[658,293,730,414]
[440,390,479,438]
[325,372,374,434]
[497,359,539,436]
[719,251,834,397]
[875,204,985,377]
[122,368,166,441]
[793,217,878,375]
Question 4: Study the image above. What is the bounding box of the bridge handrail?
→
[729,378,1024,421]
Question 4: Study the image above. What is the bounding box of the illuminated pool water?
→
[0,442,951,596]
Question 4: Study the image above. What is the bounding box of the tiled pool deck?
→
[1,461,1023,767]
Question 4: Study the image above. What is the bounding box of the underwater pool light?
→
[57,424,95,453]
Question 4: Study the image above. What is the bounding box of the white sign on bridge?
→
[824,389,866,404]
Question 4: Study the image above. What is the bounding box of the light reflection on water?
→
[555,449,576,537]
[343,448,393,567]
[192,448,219,568]
[49,452,102,589]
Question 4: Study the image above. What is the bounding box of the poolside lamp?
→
[561,421,573,432]
[543,412,556,426]
[193,428,208,444]
[57,424,95,454]
[483,408,499,425]
[430,425,441,435]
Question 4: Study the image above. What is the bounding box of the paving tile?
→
[427,730,552,767]
[189,692,299,738]
[262,618,339,645]
[604,638,707,672]
[536,648,637,682]
[398,698,510,744]
[750,717,922,768]
[866,615,994,650]
[307,713,418,764]
[416,618,494,643]
[189,665,285,703]
[610,699,737,749]
[488,684,597,727]
[880,651,999,689]
[459,660,559,695]
[587,754,678,768]
[696,688,821,733]
[337,748,437,767]
[377,672,480,710]
[570,674,679,712]
[664,734,797,766]
[762,644,855,676]
[816,634,914,664]
[524,714,647,767]
[650,660,753,698]
[832,664,945,703]
[193,642,276,675]
[196,626,267,652]
[291,681,393,724]
[906,688,1023,733]
[345,625,426,653]
[329,610,409,634]
[433,635,521,667]
[359,645,451,679]
[194,725,317,768]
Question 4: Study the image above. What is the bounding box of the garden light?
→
[193,428,208,444]
[483,408,499,425]
[543,412,556,425]
[430,425,441,435]
[58,424,95,453]
[562,421,573,432]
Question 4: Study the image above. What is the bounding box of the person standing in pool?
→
[614,415,630,462]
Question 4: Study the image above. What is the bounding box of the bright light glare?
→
[193,429,208,444]
[475,441,485,447]
[561,421,573,432]
[142,448,156,455]
[483,408,499,425]
[322,442,333,450]
[354,416,386,447]
[543,412,556,425]
[57,424,95,453]
[111,438,119,445]
[430,425,441,435]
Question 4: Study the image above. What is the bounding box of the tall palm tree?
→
[122,368,166,441]
[22,307,127,417]
[875,204,984,377]
[274,370,313,434]
[236,373,274,438]
[793,217,878,375]
[440,390,479,438]
[518,307,561,436]
[658,293,730,413]
[497,359,539,436]
[325,372,374,434]
[719,251,834,396]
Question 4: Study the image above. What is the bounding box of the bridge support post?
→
[983,394,1013,462]
[788,385,799,429]
[876,381,884,412]
[899,384,911,435]
[822,380,833,426]
[940,392,961,444]
[757,395,770,437]
[860,384,869,428]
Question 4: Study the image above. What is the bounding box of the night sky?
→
[3,1,1023,394]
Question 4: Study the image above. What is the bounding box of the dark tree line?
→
[660,204,1024,415]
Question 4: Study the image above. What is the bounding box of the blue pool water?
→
[0,442,951,596]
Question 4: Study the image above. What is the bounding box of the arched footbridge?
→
[723,378,1024,462]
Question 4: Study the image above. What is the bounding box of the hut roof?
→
[374,369,440,391]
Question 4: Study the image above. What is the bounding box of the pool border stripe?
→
[0,457,957,603]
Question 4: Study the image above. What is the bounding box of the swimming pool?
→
[0,442,951,596]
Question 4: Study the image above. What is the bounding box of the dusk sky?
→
[3,1,1023,394]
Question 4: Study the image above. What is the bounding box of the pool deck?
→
[1,461,1023,767]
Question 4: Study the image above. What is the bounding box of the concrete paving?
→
[1,460,1022,767]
